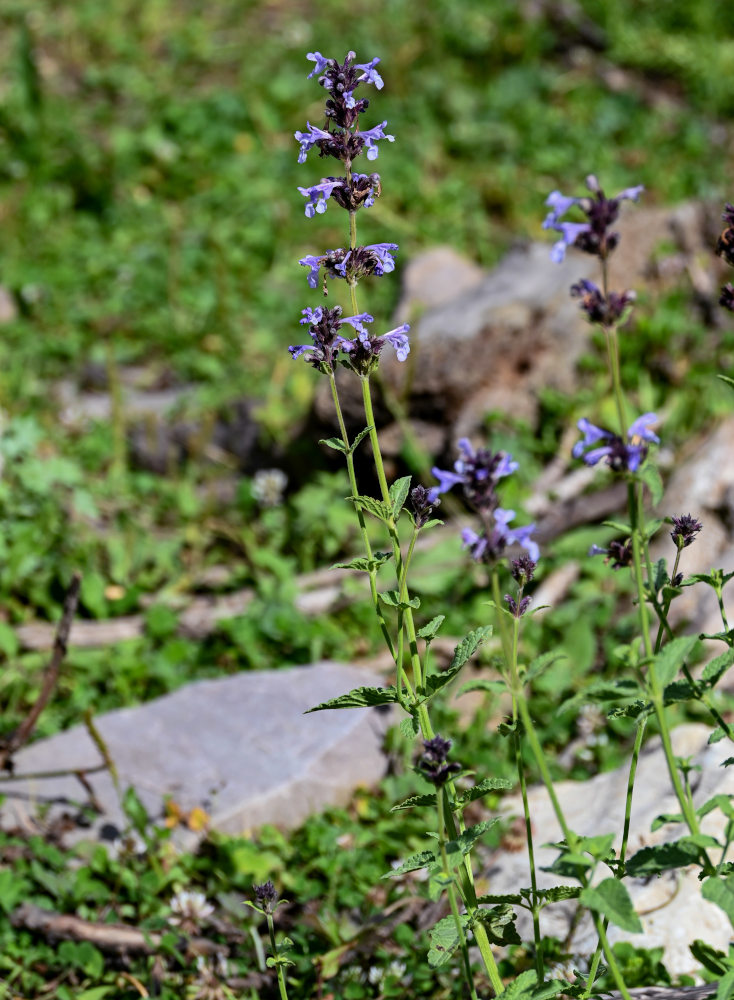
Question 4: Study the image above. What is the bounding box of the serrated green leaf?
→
[399,715,419,739]
[457,776,513,804]
[663,679,695,703]
[319,436,348,453]
[650,634,698,688]
[391,793,436,812]
[349,494,390,522]
[349,425,373,454]
[473,903,521,946]
[331,551,392,572]
[650,812,684,831]
[496,970,565,1000]
[626,839,700,876]
[427,912,465,968]
[579,878,642,933]
[710,726,726,744]
[418,615,445,641]
[537,885,581,903]
[652,557,668,595]
[378,589,420,610]
[449,626,492,672]
[698,795,734,819]
[702,875,734,928]
[445,819,498,862]
[389,475,412,518]
[702,648,734,688]
[383,850,436,878]
[305,685,399,712]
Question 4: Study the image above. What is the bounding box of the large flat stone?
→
[0,662,393,841]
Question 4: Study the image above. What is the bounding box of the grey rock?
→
[393,245,485,323]
[486,724,733,978]
[652,417,734,637]
[0,662,393,844]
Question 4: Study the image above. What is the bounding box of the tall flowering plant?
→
[255,52,734,1000]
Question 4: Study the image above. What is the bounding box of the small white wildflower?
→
[386,959,407,980]
[108,829,147,861]
[169,889,214,930]
[367,965,384,985]
[252,468,288,507]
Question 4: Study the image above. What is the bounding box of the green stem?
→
[328,373,403,677]
[437,791,479,1000]
[509,611,543,980]
[514,691,633,1000]
[267,913,289,1000]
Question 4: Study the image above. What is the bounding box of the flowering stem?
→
[436,791,479,1000]
[628,484,712,860]
[508,612,543,980]
[513,691,633,1000]
[582,716,647,998]
[267,913,290,1000]
[328,372,401,673]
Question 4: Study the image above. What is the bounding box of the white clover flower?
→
[252,468,288,507]
[169,889,214,929]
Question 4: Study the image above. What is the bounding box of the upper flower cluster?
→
[543,175,644,264]
[432,438,539,564]
[295,52,394,168]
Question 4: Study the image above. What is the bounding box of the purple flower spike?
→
[295,122,332,164]
[299,253,326,289]
[381,324,410,361]
[360,121,395,160]
[572,419,614,458]
[365,242,398,275]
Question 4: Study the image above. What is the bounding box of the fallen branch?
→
[0,573,81,770]
[11,902,223,957]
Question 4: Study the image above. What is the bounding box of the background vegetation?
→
[0,0,733,996]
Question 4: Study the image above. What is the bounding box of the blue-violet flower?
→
[543,175,644,263]
[573,413,659,473]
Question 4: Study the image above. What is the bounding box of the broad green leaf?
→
[305,685,399,713]
[536,885,582,903]
[389,475,412,518]
[449,626,492,671]
[390,793,436,812]
[494,969,566,1000]
[579,878,642,933]
[702,875,734,928]
[698,795,734,819]
[399,715,419,739]
[445,819,498,863]
[383,850,436,878]
[663,679,695,703]
[319,436,347,453]
[710,727,726,744]
[626,839,700,876]
[650,634,698,688]
[427,912,465,968]
[650,812,684,831]
[349,494,390,522]
[457,776,513,804]
[702,648,734,688]
[379,589,420,610]
[331,551,392,572]
[602,520,631,533]
[473,903,521,946]
[418,615,445,640]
